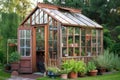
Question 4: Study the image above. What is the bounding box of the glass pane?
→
[69,27,74,35]
[75,48,79,56]
[68,36,73,47]
[69,48,73,56]
[62,48,68,57]
[20,39,24,47]
[20,30,25,38]
[87,40,91,46]
[20,48,24,56]
[81,47,85,56]
[81,29,85,36]
[62,27,66,35]
[75,36,79,46]
[75,28,80,34]
[62,37,67,46]
[53,41,57,51]
[81,36,85,46]
[26,48,30,56]
[26,30,30,38]
[87,47,91,56]
[26,39,30,47]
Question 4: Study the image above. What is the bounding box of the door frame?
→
[32,24,49,72]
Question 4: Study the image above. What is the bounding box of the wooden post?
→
[57,22,62,67]
[32,27,37,72]
[45,24,49,68]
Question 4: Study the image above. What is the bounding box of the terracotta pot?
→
[69,72,78,79]
[73,53,77,56]
[11,62,19,71]
[9,43,16,47]
[73,43,78,47]
[69,44,73,47]
[61,74,68,79]
[89,70,98,76]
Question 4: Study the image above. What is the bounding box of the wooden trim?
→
[57,22,62,67]
[62,23,103,29]
[32,27,37,72]
[37,3,81,13]
[44,24,49,68]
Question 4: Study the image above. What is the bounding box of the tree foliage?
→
[0,0,32,63]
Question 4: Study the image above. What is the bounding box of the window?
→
[19,30,31,56]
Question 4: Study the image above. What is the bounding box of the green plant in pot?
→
[8,39,17,47]
[9,51,21,71]
[47,66,60,78]
[68,59,79,79]
[60,61,72,79]
[77,60,87,77]
[87,61,98,76]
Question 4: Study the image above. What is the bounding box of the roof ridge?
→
[37,2,81,13]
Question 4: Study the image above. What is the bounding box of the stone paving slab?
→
[7,77,35,80]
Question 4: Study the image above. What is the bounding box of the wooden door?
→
[18,26,32,73]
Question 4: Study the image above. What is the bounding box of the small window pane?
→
[20,39,25,47]
[26,39,30,47]
[20,30,25,38]
[26,30,30,38]
[20,48,24,56]
[26,48,30,56]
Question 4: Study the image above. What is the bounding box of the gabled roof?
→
[21,3,102,28]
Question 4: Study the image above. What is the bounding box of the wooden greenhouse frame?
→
[18,3,103,73]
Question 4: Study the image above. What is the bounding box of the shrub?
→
[9,51,21,63]
[94,49,120,71]
[87,61,96,72]
[77,60,87,74]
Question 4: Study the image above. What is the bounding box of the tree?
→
[0,0,32,18]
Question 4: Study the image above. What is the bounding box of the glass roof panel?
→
[63,12,87,26]
[73,14,95,27]
[42,8,69,24]
[76,13,102,28]
[52,10,78,25]
[41,8,102,28]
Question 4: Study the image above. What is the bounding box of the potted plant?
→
[9,51,20,71]
[63,49,68,57]
[68,59,79,79]
[60,61,72,79]
[47,66,60,78]
[8,39,17,47]
[87,61,98,76]
[77,61,87,77]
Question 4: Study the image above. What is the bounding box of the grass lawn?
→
[37,72,120,80]
[0,64,11,80]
